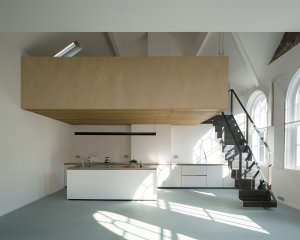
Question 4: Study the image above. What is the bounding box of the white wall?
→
[171,125,224,164]
[148,33,185,56]
[131,124,171,163]
[257,44,300,209]
[131,124,225,164]
[0,36,72,216]
[72,125,131,163]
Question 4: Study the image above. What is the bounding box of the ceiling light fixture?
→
[218,33,224,56]
[54,40,82,57]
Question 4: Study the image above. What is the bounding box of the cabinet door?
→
[222,166,235,187]
[182,176,207,187]
[181,166,207,175]
[206,166,223,187]
[157,165,170,187]
[164,165,181,187]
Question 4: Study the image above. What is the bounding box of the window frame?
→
[285,68,300,170]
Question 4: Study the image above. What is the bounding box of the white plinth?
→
[67,168,157,200]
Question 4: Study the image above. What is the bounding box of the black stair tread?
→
[242,200,277,208]
[239,190,271,201]
[239,189,272,194]
[202,115,224,124]
[223,145,249,152]
[235,179,255,189]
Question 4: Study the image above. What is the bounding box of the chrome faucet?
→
[81,157,85,168]
[104,156,110,167]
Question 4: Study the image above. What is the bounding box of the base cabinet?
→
[164,165,182,187]
[223,166,235,187]
[64,164,80,187]
[65,163,235,189]
[206,166,224,187]
[161,164,235,188]
[67,169,157,200]
[182,176,207,187]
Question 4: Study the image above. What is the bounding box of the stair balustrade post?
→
[239,153,242,179]
[230,90,233,115]
[246,116,249,144]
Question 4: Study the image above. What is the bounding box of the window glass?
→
[247,91,268,163]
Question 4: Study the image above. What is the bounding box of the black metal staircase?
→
[203,89,277,208]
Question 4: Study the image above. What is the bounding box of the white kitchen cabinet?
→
[181,165,207,187]
[206,166,224,187]
[181,165,207,175]
[156,164,169,187]
[67,168,157,200]
[64,164,80,187]
[164,165,182,187]
[182,176,207,187]
[222,166,235,187]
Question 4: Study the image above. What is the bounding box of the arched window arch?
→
[247,90,268,163]
[285,68,300,170]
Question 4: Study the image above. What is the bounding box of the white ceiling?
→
[0,0,300,31]
[0,0,293,93]
[1,32,284,93]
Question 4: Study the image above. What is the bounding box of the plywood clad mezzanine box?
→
[21,56,228,125]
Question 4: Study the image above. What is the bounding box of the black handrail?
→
[229,89,271,153]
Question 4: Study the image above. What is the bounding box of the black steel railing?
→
[229,89,271,153]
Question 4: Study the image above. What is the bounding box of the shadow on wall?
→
[193,128,224,164]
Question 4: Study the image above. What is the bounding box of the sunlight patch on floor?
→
[169,202,211,220]
[137,199,166,209]
[190,190,217,197]
[206,209,270,234]
[176,233,198,240]
[93,211,197,240]
[135,190,269,235]
[169,201,269,234]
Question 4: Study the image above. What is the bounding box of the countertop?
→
[67,165,157,170]
[65,162,227,166]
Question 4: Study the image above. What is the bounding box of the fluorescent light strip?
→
[54,40,82,57]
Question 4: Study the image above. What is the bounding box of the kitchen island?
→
[67,165,157,200]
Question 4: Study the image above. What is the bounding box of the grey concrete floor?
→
[0,189,300,240]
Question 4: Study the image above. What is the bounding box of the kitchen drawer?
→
[182,176,207,187]
[181,166,207,175]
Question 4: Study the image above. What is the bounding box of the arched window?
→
[286,68,300,170]
[247,91,268,163]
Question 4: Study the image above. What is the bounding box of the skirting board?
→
[158,187,236,189]
[277,200,300,211]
